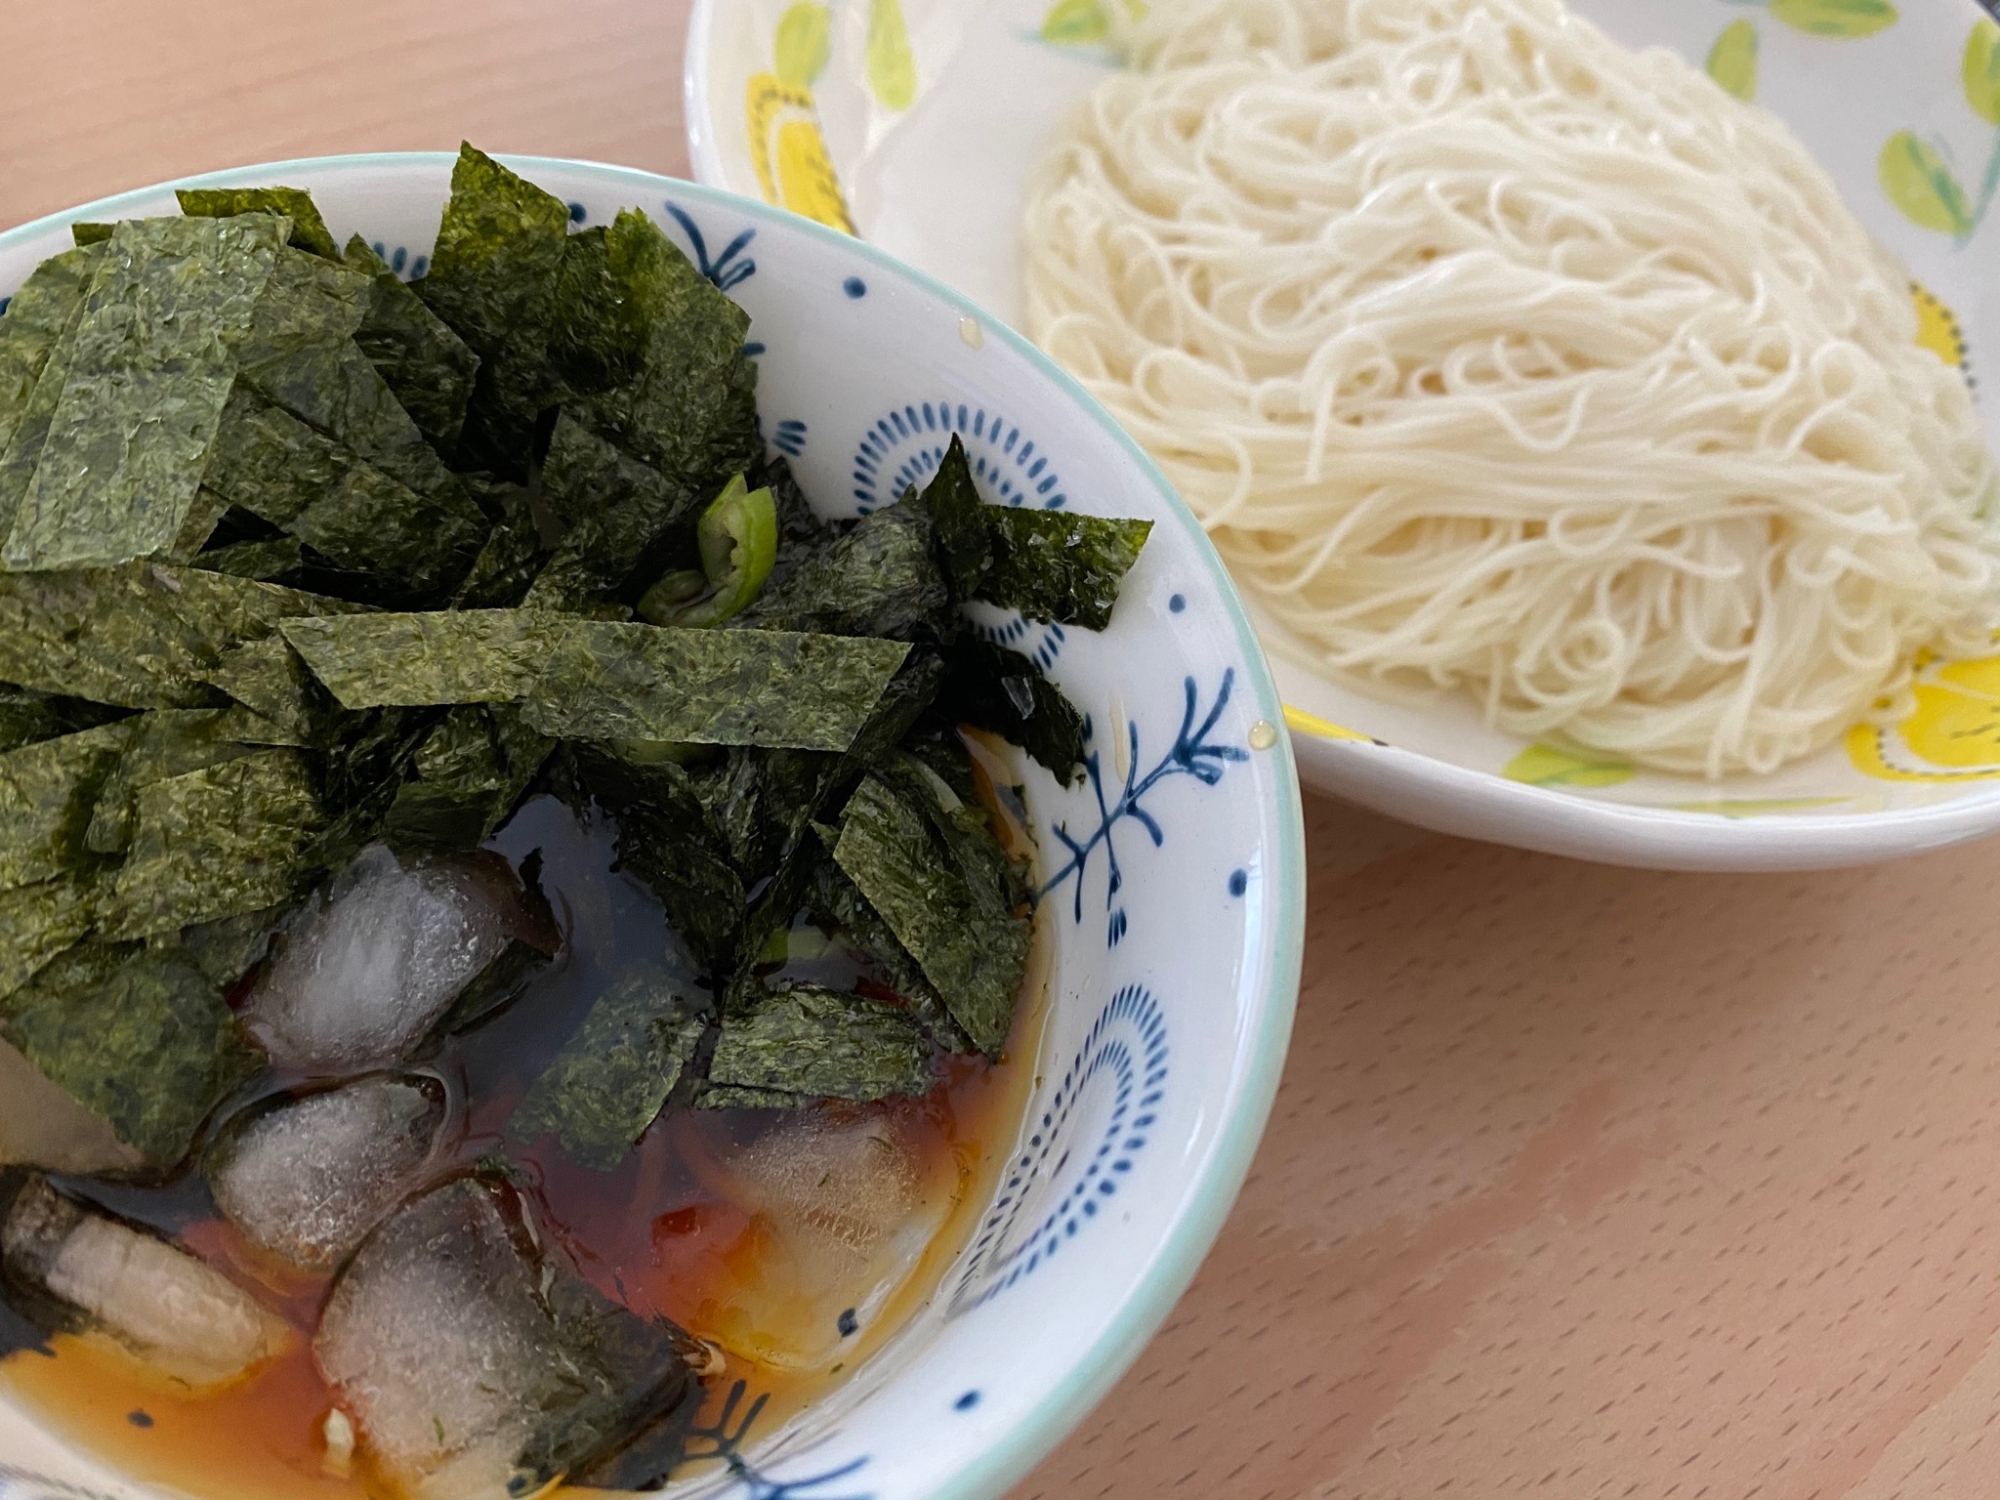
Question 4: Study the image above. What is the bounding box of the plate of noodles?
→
[688,0,2000,869]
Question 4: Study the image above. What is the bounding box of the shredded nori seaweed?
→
[0,151,1158,1464]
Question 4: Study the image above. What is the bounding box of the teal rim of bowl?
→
[0,154,1307,1500]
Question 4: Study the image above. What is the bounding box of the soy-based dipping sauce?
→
[0,794,1045,1500]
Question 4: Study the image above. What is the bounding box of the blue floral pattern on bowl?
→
[949,984,1169,1317]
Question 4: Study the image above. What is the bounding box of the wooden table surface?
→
[10,5,2000,1497]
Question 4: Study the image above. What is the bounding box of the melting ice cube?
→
[0,1174,292,1386]
[242,846,518,1073]
[688,1106,956,1369]
[207,1074,452,1271]
[315,1175,704,1500]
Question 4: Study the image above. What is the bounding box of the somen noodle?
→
[1024,0,1999,775]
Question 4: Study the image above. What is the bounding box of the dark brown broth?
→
[0,795,1041,1499]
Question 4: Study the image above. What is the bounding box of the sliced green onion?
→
[641,474,778,628]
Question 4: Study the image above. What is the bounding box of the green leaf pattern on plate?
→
[775,1,834,88]
[1878,130,1975,236]
[1500,743,1634,790]
[1876,18,2000,242]
[1041,0,1110,46]
[1968,18,2000,125]
[1706,18,1759,100]
[1767,0,1897,39]
[867,0,918,111]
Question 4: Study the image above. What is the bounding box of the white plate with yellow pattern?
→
[687,0,2000,870]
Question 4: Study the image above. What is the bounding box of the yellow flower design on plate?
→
[745,2,856,235]
[1847,654,2000,781]
[1912,281,1971,378]
[1765,0,1897,38]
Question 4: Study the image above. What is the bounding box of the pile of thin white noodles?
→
[1022,0,2000,775]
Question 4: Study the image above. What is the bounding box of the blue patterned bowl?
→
[0,157,1305,1500]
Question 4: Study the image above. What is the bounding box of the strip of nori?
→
[0,273,92,552]
[279,609,555,707]
[192,535,306,582]
[505,969,706,1170]
[740,500,948,640]
[82,709,259,855]
[940,638,1086,784]
[343,236,479,457]
[199,635,325,743]
[915,436,992,602]
[452,479,548,609]
[544,219,652,398]
[578,745,748,970]
[304,706,446,876]
[532,622,909,749]
[978,507,1152,630]
[234,245,372,364]
[286,458,486,601]
[169,904,289,989]
[246,338,471,512]
[383,704,551,853]
[416,145,571,475]
[0,246,101,456]
[526,414,699,612]
[690,1083,803,1110]
[909,434,1151,627]
[236,285,475,532]
[165,486,233,563]
[202,385,351,526]
[805,855,971,1052]
[0,876,98,1005]
[559,223,760,492]
[0,690,68,758]
[0,722,133,892]
[0,685,126,756]
[0,562,367,710]
[100,748,326,940]
[1,215,290,571]
[704,983,934,1102]
[177,187,340,260]
[282,611,909,750]
[830,768,1029,1056]
[0,941,262,1167]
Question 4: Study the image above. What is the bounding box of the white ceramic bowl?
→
[0,157,1305,1500]
[686,0,2000,871]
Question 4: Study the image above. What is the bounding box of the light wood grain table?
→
[10,6,2000,1497]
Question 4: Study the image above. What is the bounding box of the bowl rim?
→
[677,0,2000,874]
[0,152,1308,1500]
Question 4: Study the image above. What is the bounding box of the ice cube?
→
[687,1107,955,1369]
[242,846,516,1073]
[1,1174,293,1387]
[207,1075,451,1271]
[315,1176,704,1500]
